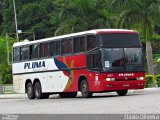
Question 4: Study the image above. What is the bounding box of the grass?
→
[3,84,13,86]
[4,90,14,93]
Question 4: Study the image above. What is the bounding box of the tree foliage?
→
[0,0,3,33]
[2,0,55,40]
[0,37,16,84]
[107,0,160,75]
[2,0,116,38]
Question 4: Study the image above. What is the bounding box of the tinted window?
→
[20,46,29,61]
[87,54,93,69]
[39,43,50,58]
[13,47,20,62]
[31,44,39,59]
[87,51,102,70]
[55,41,60,55]
[102,48,144,72]
[74,36,85,53]
[99,34,141,47]
[87,35,96,51]
[51,41,60,56]
[124,48,142,65]
[62,38,72,54]
[103,48,124,68]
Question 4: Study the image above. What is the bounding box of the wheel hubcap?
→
[35,86,40,96]
[82,84,87,95]
[27,86,32,97]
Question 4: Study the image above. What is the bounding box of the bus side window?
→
[51,41,60,56]
[55,41,60,55]
[62,38,73,54]
[87,51,102,71]
[74,37,80,53]
[74,36,85,53]
[44,43,50,57]
[13,47,20,62]
[39,43,50,58]
[87,35,96,51]
[29,45,32,59]
[32,44,39,59]
[20,46,29,61]
[51,41,55,56]
[80,36,85,52]
[87,54,93,69]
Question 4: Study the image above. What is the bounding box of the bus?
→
[12,29,145,99]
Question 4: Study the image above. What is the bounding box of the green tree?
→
[0,1,3,33]
[53,0,115,36]
[108,0,160,75]
[0,37,15,84]
[2,0,56,40]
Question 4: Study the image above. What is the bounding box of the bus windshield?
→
[102,48,144,72]
[99,33,141,47]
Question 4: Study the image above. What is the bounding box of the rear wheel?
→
[80,79,92,98]
[34,82,49,99]
[117,90,128,96]
[26,82,35,99]
[59,92,77,98]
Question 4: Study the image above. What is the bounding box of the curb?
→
[129,87,160,94]
[0,94,27,99]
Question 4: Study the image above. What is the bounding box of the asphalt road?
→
[0,90,160,114]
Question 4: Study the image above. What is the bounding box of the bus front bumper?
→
[103,80,145,91]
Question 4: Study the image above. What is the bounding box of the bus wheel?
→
[26,82,35,99]
[34,82,43,99]
[80,79,92,98]
[34,82,49,99]
[59,92,77,98]
[117,90,128,96]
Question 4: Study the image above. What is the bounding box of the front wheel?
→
[117,90,128,96]
[26,82,35,99]
[80,79,92,98]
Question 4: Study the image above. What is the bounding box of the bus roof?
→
[13,29,138,47]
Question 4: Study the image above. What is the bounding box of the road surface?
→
[0,89,160,114]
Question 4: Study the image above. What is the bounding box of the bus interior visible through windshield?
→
[102,48,144,72]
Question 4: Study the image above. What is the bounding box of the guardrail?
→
[0,85,13,93]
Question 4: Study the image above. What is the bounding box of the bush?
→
[3,74,12,84]
[155,74,160,87]
[0,62,13,84]
[145,75,154,88]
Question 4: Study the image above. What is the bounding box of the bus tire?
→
[117,90,128,96]
[59,92,77,98]
[26,82,35,99]
[80,79,92,98]
[34,82,50,99]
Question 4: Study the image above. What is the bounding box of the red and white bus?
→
[13,29,145,99]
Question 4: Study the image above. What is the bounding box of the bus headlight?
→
[136,77,144,80]
[106,78,115,81]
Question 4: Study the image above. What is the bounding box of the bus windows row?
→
[13,35,97,62]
